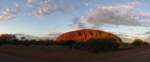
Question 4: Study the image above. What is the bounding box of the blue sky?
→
[0,0,150,42]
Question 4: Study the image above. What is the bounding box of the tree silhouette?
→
[132,39,143,46]
[0,34,16,41]
[0,34,17,44]
[21,37,25,40]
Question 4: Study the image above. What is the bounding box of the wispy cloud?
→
[84,3,90,7]
[137,31,150,35]
[13,2,19,7]
[47,32,62,38]
[3,8,18,16]
[69,17,86,29]
[0,8,19,22]
[81,2,150,28]
[33,0,80,20]
[14,33,56,40]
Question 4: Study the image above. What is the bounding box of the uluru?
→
[56,29,122,42]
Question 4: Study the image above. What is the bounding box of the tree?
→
[21,37,25,40]
[44,39,50,42]
[0,34,17,41]
[132,39,143,46]
[143,41,148,46]
[0,34,17,44]
[87,36,96,47]
[38,39,43,42]
[87,33,119,51]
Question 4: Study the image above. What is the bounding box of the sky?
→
[1,0,150,42]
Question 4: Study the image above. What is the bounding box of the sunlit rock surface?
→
[56,29,122,42]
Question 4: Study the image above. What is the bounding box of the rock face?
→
[56,29,122,42]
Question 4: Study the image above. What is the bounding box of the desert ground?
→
[0,46,150,62]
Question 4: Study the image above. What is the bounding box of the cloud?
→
[121,5,139,12]
[143,36,150,42]
[14,33,56,40]
[13,2,19,7]
[22,0,39,8]
[69,17,86,29]
[48,26,65,33]
[115,33,133,42]
[3,8,18,16]
[132,13,150,20]
[130,28,135,31]
[137,31,150,35]
[116,33,129,38]
[29,13,31,15]
[90,9,94,13]
[33,0,80,20]
[28,0,38,3]
[53,28,56,30]
[128,1,141,6]
[81,2,150,28]
[47,32,62,38]
[0,8,19,22]
[77,22,86,29]
[84,3,89,7]
[4,16,16,20]
[71,17,80,24]
[144,31,150,35]
[121,37,133,42]
[75,5,81,10]
[33,7,50,17]
[68,24,75,28]
[34,4,70,17]
[51,26,65,30]
[15,0,80,20]
[105,31,117,34]
[25,4,33,8]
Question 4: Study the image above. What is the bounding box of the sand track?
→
[0,46,150,62]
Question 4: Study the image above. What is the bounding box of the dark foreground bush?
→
[87,34,120,52]
[132,39,143,47]
[90,48,98,53]
[143,41,148,46]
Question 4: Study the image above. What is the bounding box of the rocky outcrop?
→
[56,29,122,42]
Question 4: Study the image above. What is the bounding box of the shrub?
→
[66,40,76,45]
[132,39,143,47]
[91,48,98,53]
[0,34,17,44]
[112,42,120,49]
[143,41,148,46]
[87,36,97,48]
[87,33,119,51]
[60,40,66,46]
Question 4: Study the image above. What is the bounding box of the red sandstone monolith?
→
[56,29,122,42]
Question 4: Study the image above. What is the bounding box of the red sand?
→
[0,46,150,61]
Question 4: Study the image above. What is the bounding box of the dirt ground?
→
[0,46,150,61]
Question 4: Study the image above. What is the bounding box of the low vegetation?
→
[0,34,149,53]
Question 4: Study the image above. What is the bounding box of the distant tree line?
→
[0,34,149,53]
